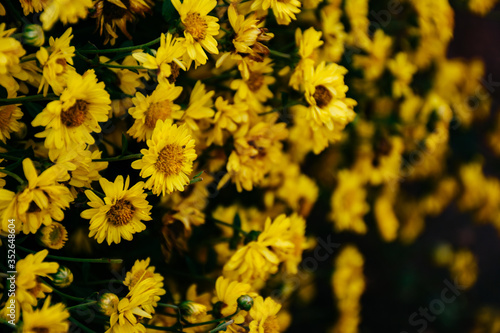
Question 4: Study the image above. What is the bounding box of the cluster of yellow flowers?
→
[0,0,498,331]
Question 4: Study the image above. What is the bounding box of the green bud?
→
[23,24,45,47]
[237,295,253,311]
[52,266,73,288]
[99,293,119,316]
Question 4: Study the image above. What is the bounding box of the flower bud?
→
[180,301,207,322]
[39,222,68,250]
[237,295,254,311]
[23,24,45,47]
[99,293,119,316]
[52,266,73,288]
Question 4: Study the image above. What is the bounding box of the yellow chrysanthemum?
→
[289,27,323,91]
[0,158,72,235]
[15,250,59,312]
[132,120,197,196]
[0,104,23,143]
[250,0,301,25]
[248,296,281,333]
[21,296,69,332]
[32,69,111,150]
[39,222,68,249]
[469,0,499,15]
[207,96,249,146]
[127,81,183,142]
[172,0,220,67]
[40,0,93,31]
[81,175,152,245]
[107,277,165,333]
[133,32,186,84]
[0,24,27,97]
[124,258,163,290]
[19,0,50,15]
[36,27,75,96]
[329,169,369,234]
[99,55,146,96]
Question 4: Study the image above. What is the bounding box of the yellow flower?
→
[133,32,186,84]
[32,69,111,150]
[132,120,197,196]
[345,0,370,48]
[172,0,220,67]
[173,80,215,134]
[124,258,163,290]
[81,175,152,245]
[207,96,249,146]
[387,52,417,97]
[19,0,50,15]
[248,296,281,333]
[39,222,68,249]
[15,250,59,312]
[250,0,301,25]
[329,169,369,235]
[0,104,23,143]
[374,186,399,242]
[0,24,27,97]
[213,277,257,318]
[36,27,75,96]
[321,4,347,63]
[449,249,478,290]
[289,27,323,90]
[93,0,154,45]
[0,158,72,235]
[127,81,183,142]
[332,245,365,333]
[469,0,499,15]
[40,0,93,31]
[303,61,357,131]
[21,296,69,333]
[107,277,165,333]
[99,55,147,96]
[353,29,392,80]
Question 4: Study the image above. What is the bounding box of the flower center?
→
[145,100,172,128]
[0,106,14,130]
[184,12,208,41]
[155,144,185,176]
[107,199,135,226]
[263,315,280,333]
[129,269,155,288]
[168,62,180,84]
[61,99,89,128]
[313,85,333,108]
[247,72,264,92]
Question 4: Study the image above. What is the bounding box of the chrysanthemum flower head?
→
[40,0,93,31]
[172,0,220,67]
[81,175,152,245]
[127,81,183,142]
[213,276,257,321]
[21,296,69,332]
[39,221,69,249]
[132,120,197,196]
[124,257,163,290]
[0,104,23,143]
[32,69,111,150]
[248,296,281,333]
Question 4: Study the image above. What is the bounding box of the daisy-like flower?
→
[207,96,248,146]
[124,258,164,290]
[32,69,111,150]
[0,158,72,235]
[250,0,301,25]
[172,0,220,67]
[329,169,369,235]
[248,296,281,333]
[127,81,183,142]
[39,222,68,249]
[132,120,197,196]
[213,276,257,322]
[289,27,323,91]
[106,277,166,333]
[40,0,93,31]
[19,0,50,15]
[0,24,27,98]
[21,296,69,332]
[99,55,146,96]
[15,250,59,312]
[81,175,152,245]
[93,0,154,45]
[223,215,294,284]
[36,27,76,96]
[303,61,357,131]
[133,32,187,84]
[0,104,23,143]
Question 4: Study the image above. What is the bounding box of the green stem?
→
[0,93,58,105]
[18,246,123,264]
[68,301,98,311]
[0,153,23,161]
[79,37,162,54]
[69,318,97,333]
[0,168,25,185]
[98,62,147,70]
[211,218,248,237]
[92,153,143,162]
[41,280,87,302]
[269,49,291,59]
[157,303,179,310]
